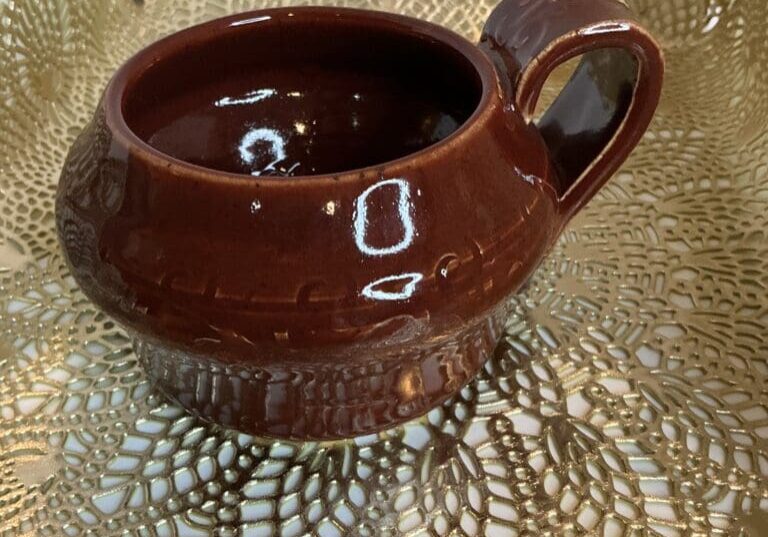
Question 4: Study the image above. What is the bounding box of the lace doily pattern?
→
[0,0,766,535]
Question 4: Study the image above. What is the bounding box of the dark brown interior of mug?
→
[122,15,483,177]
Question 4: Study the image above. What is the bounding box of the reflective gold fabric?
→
[0,1,766,535]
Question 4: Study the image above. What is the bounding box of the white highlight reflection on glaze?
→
[580,22,631,35]
[238,127,287,176]
[215,88,276,107]
[354,177,415,257]
[229,15,272,27]
[362,272,423,302]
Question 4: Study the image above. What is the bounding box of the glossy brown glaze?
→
[481,0,665,222]
[125,18,481,176]
[56,3,663,439]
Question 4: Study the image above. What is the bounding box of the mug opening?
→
[119,9,488,179]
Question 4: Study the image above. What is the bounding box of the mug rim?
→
[103,6,500,186]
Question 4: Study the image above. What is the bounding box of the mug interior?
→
[122,11,484,177]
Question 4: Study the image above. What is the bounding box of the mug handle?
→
[481,0,664,227]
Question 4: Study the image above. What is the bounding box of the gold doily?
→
[1,1,767,535]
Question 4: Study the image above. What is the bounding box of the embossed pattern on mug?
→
[1,0,767,536]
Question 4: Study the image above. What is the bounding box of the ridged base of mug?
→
[136,309,507,440]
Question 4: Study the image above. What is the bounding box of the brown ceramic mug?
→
[56,0,664,439]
